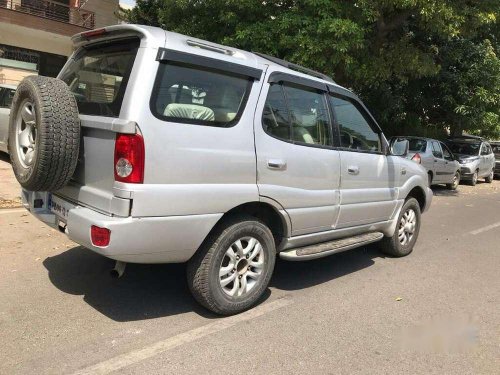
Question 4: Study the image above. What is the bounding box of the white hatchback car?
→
[0,83,17,153]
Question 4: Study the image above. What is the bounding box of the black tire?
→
[187,215,276,315]
[380,198,421,257]
[446,171,460,190]
[485,169,494,183]
[469,170,478,186]
[8,76,80,191]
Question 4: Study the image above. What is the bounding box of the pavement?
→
[0,153,499,374]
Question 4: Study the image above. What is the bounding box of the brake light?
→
[114,133,145,183]
[411,153,422,164]
[91,225,110,247]
[81,28,107,39]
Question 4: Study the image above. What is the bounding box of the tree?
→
[121,0,500,138]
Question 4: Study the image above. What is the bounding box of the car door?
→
[429,141,448,183]
[254,70,341,236]
[440,142,458,181]
[482,143,495,175]
[328,92,398,228]
[0,88,10,150]
[479,143,490,176]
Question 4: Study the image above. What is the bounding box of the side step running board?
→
[279,232,384,261]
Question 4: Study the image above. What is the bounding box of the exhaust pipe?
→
[110,261,126,278]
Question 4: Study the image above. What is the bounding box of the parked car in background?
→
[391,136,461,190]
[11,25,432,315]
[0,83,17,154]
[446,136,495,186]
[490,141,500,178]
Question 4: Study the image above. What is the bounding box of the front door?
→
[430,141,447,183]
[254,70,341,236]
[329,94,398,228]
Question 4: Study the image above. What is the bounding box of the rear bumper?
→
[22,190,222,263]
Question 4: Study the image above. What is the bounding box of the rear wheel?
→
[380,198,421,257]
[446,171,460,190]
[470,170,478,186]
[485,169,494,183]
[187,216,276,315]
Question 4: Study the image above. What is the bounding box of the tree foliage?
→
[121,0,500,138]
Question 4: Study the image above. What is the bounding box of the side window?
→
[330,96,381,152]
[440,142,454,161]
[152,62,252,127]
[282,84,332,146]
[262,84,290,141]
[431,141,443,158]
[481,143,489,155]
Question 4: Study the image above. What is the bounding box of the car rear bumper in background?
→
[22,189,222,263]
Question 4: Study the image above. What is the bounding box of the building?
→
[0,0,120,85]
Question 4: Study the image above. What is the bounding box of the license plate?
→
[48,194,73,220]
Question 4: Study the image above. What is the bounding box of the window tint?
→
[440,142,454,160]
[60,38,139,117]
[431,141,443,158]
[262,83,332,146]
[330,96,380,152]
[152,62,252,127]
[283,84,332,145]
[481,144,489,155]
[262,84,290,140]
[408,138,427,152]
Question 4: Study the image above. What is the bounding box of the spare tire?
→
[8,76,80,192]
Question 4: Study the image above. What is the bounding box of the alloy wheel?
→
[398,208,417,246]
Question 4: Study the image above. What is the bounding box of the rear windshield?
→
[408,138,427,152]
[60,38,139,117]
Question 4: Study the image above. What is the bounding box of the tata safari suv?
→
[9,25,432,315]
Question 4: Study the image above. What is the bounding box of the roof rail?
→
[253,52,335,83]
[448,135,484,141]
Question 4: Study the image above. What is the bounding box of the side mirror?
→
[389,138,409,157]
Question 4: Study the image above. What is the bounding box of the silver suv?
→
[10,25,432,315]
[446,136,496,185]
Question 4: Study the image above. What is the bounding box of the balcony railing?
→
[0,0,95,29]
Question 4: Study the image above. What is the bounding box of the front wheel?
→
[446,171,460,190]
[187,216,276,315]
[380,198,421,257]
[470,171,478,186]
[485,169,494,183]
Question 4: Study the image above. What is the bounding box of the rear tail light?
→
[91,225,111,247]
[114,133,145,183]
[411,153,422,164]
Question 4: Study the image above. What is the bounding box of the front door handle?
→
[347,166,359,175]
[267,159,287,170]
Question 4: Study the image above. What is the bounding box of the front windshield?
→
[447,142,481,156]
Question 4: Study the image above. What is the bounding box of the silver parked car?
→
[445,136,496,186]
[0,83,17,153]
[490,141,500,178]
[11,25,432,315]
[391,137,461,190]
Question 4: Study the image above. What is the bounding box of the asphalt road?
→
[0,179,499,374]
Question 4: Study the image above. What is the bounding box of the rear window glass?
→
[60,38,139,117]
[408,139,427,152]
[151,62,252,127]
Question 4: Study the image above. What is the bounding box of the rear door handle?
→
[267,159,287,170]
[347,166,359,175]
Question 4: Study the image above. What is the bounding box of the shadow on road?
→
[43,246,218,322]
[431,185,460,197]
[272,244,382,291]
[43,243,382,321]
[0,151,9,162]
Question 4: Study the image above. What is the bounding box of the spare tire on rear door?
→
[8,76,80,192]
